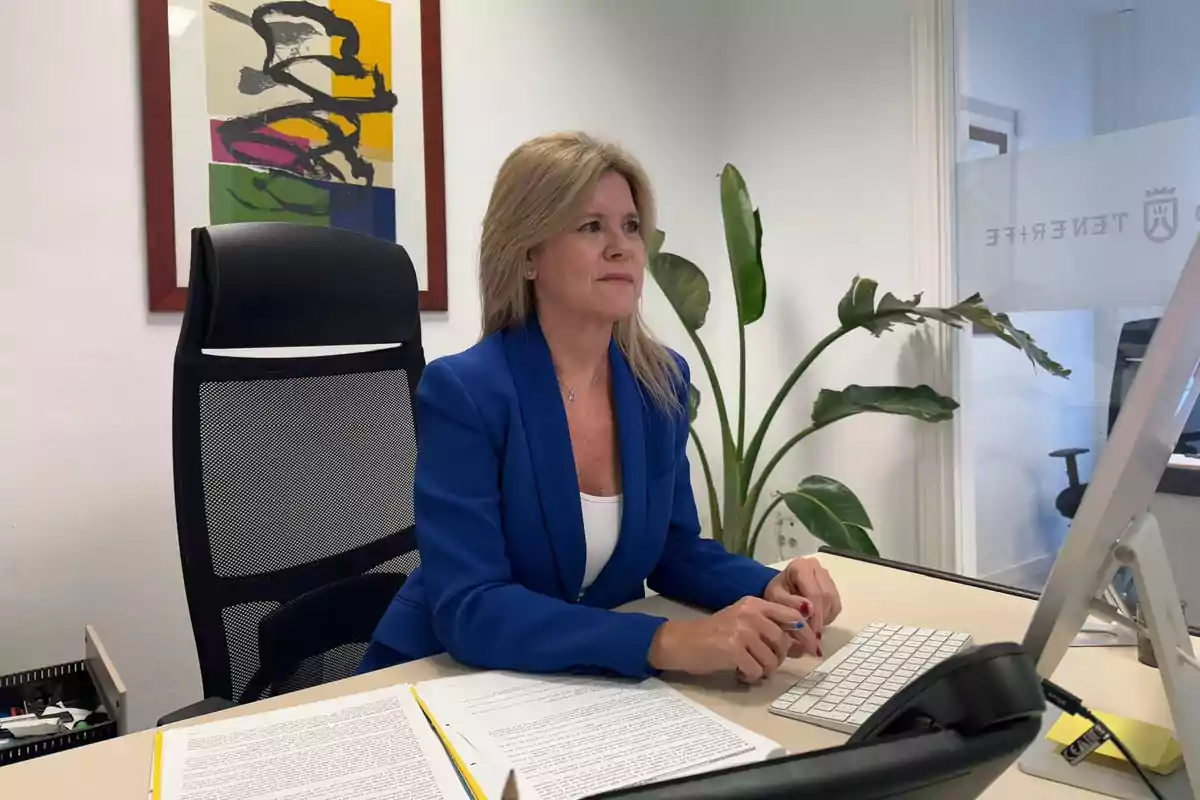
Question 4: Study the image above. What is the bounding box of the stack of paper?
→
[151,673,784,800]
[152,684,470,800]
[413,672,785,800]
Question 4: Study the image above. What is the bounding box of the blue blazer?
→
[361,317,778,679]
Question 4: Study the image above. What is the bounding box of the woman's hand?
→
[647,597,803,682]
[763,558,842,658]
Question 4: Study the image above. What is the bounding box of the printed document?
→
[415,672,784,800]
[153,684,465,800]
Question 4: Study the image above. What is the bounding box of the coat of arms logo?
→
[1144,187,1179,244]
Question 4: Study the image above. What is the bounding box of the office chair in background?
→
[160,223,425,725]
[1050,317,1200,521]
[1048,316,1200,631]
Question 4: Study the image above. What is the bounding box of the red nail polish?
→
[799,601,811,617]
[817,646,824,658]
[816,631,823,640]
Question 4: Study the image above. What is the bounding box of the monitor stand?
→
[1019,513,1200,799]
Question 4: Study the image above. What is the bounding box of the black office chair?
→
[239,572,403,702]
[161,222,424,724]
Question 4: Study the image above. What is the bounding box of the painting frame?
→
[137,0,447,313]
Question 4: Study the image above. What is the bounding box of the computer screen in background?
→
[1022,236,1200,798]
[1110,317,1200,457]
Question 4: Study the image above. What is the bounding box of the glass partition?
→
[953,0,1200,625]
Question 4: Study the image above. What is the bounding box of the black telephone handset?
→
[849,642,1046,744]
[584,642,1048,799]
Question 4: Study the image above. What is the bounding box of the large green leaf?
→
[844,525,880,557]
[688,383,701,422]
[812,384,959,426]
[648,229,666,262]
[720,164,766,325]
[857,287,1071,378]
[955,296,1072,378]
[868,291,972,334]
[648,252,711,331]
[753,209,765,286]
[837,276,879,329]
[782,476,878,556]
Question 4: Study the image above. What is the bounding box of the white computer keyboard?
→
[769,622,974,733]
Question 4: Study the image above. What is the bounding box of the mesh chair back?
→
[173,222,424,703]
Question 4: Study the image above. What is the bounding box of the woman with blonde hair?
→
[361,132,842,681]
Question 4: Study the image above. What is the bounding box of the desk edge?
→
[816,547,1200,637]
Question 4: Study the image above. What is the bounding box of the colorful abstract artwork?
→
[204,0,398,240]
[138,0,446,312]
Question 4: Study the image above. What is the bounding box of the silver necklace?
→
[557,371,601,403]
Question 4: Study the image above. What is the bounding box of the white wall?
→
[712,0,926,563]
[437,0,726,363]
[1,0,198,732]
[2,0,932,730]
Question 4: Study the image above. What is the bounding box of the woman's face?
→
[529,171,645,325]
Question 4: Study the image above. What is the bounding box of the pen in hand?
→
[782,618,823,658]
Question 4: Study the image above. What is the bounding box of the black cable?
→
[1041,679,1166,800]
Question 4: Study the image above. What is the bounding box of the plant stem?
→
[742,327,851,492]
[747,494,785,560]
[742,421,833,543]
[688,426,722,540]
[737,315,746,460]
[685,329,735,456]
[683,327,738,540]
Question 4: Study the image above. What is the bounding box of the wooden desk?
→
[0,552,1192,798]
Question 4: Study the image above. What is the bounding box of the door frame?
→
[909,0,975,575]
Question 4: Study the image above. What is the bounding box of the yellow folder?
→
[152,731,164,800]
[411,686,491,800]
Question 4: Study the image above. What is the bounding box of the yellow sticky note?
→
[1048,711,1182,776]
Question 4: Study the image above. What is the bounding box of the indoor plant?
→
[647,164,1070,559]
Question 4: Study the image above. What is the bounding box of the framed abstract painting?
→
[137,0,446,312]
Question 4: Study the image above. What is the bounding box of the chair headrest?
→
[187,222,421,350]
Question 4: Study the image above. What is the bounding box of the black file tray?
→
[0,627,126,766]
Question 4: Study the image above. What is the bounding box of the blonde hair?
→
[479,131,681,411]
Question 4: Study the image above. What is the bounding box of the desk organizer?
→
[0,660,118,766]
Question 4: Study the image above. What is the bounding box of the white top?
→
[579,492,622,590]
